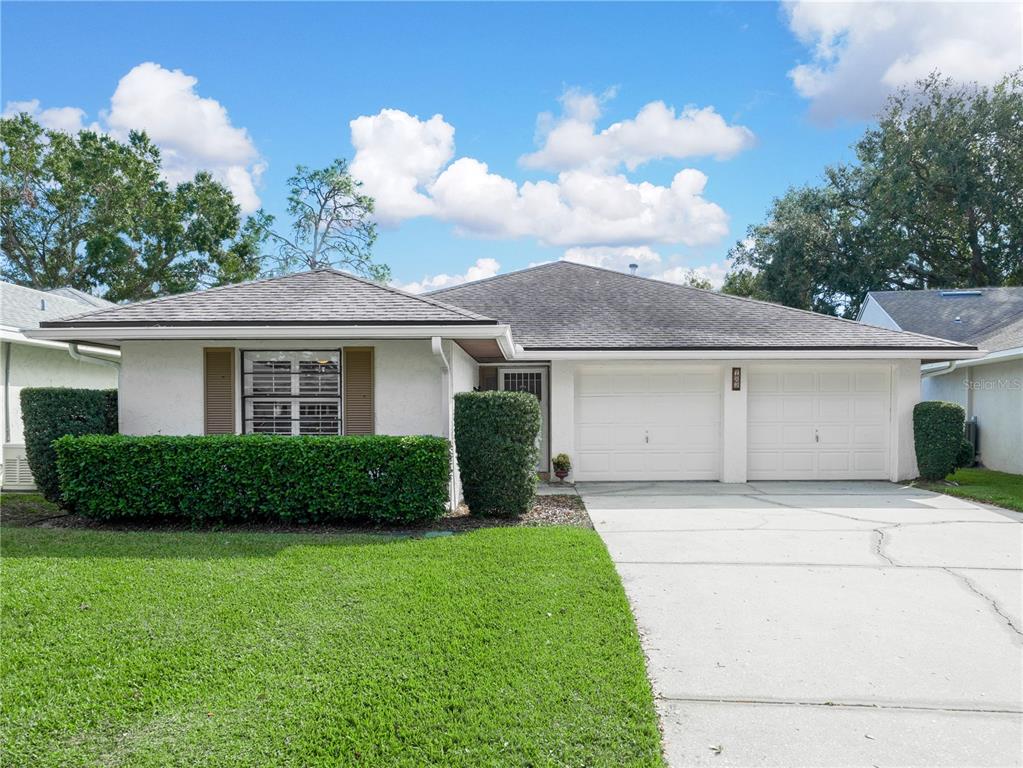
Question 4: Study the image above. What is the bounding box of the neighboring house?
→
[27,263,978,504]
[858,287,1023,474]
[1,282,120,490]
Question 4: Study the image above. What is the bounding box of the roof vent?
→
[39,298,46,311]
[954,315,962,323]
[628,263,638,276]
[939,290,982,298]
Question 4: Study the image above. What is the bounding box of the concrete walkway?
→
[579,481,1023,768]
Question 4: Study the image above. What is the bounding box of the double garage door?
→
[573,365,891,482]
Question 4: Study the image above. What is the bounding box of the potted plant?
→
[552,453,571,482]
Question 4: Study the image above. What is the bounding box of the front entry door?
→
[498,367,548,471]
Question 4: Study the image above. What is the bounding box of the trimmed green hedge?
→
[55,434,451,524]
[20,388,118,501]
[454,391,540,517]
[913,401,966,481]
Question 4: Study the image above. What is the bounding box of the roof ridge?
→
[55,268,495,325]
[315,268,495,321]
[427,261,563,296]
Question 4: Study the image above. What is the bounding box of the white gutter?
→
[431,337,457,512]
[922,346,1023,375]
[68,342,121,370]
[0,328,120,358]
[512,348,984,361]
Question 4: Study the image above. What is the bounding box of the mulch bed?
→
[0,492,591,535]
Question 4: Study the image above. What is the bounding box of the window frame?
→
[240,349,343,436]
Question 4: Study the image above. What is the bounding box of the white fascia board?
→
[512,348,983,361]
[0,328,120,358]
[921,346,1022,372]
[24,324,513,345]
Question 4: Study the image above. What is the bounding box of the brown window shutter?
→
[204,347,236,434]
[344,347,374,435]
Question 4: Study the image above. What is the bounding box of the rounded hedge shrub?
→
[454,391,540,517]
[913,401,966,481]
[55,434,451,524]
[955,438,975,471]
[20,387,118,501]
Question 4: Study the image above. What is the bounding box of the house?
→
[26,262,978,503]
[858,287,1023,474]
[1,281,120,490]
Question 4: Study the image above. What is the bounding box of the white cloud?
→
[562,245,662,271]
[4,63,264,212]
[350,108,454,225]
[2,99,92,133]
[785,1,1023,120]
[560,246,732,290]
[398,257,501,294]
[351,109,731,248]
[521,87,756,171]
[654,260,732,290]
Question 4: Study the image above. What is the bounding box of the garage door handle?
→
[815,429,819,443]
[645,431,649,444]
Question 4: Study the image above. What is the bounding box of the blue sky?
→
[2,2,1018,290]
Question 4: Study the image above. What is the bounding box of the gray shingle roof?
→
[866,287,1023,351]
[41,269,496,328]
[1,281,114,331]
[429,261,973,351]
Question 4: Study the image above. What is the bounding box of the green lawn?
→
[1,523,663,768]
[920,467,1023,512]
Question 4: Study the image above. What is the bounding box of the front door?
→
[498,367,548,471]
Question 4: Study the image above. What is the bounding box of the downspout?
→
[431,337,457,511]
[68,343,121,371]
[921,360,960,379]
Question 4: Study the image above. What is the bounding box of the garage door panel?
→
[782,398,814,421]
[818,424,851,446]
[854,398,887,421]
[818,452,851,472]
[855,371,889,392]
[748,366,891,480]
[782,372,815,392]
[818,399,852,420]
[781,424,815,446]
[782,452,815,472]
[748,396,782,422]
[577,424,612,449]
[819,372,852,392]
[750,372,780,392]
[575,368,722,481]
[853,424,886,446]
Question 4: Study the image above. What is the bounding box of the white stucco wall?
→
[970,359,1023,474]
[547,358,921,483]
[118,339,445,437]
[921,367,969,409]
[2,341,118,445]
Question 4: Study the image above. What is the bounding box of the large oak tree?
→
[726,72,1023,317]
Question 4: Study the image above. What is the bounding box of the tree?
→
[720,267,766,300]
[724,71,1023,317]
[675,269,713,290]
[1,113,262,302]
[255,159,389,282]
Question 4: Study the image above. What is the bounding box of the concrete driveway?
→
[579,481,1023,768]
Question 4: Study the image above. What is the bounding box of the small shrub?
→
[913,401,966,481]
[20,388,118,501]
[55,434,451,524]
[955,439,975,470]
[552,453,571,473]
[454,391,540,517]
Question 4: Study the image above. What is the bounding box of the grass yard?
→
[920,467,1023,513]
[0,521,664,767]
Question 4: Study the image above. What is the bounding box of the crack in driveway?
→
[942,567,1023,640]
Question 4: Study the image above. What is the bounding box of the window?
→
[242,351,341,435]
